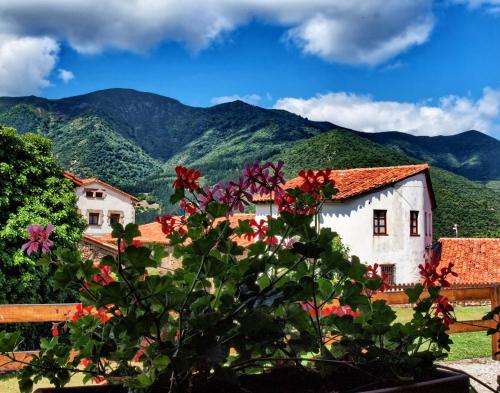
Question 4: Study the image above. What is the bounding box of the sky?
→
[0,0,499,137]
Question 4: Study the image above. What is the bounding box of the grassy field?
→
[0,306,491,392]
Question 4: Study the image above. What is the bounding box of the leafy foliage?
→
[0,162,458,393]
[0,126,85,304]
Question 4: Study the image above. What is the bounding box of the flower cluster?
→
[21,224,54,255]
[92,264,115,286]
[432,295,454,327]
[366,263,391,292]
[298,168,333,198]
[69,303,116,324]
[244,218,278,246]
[156,215,187,236]
[418,261,456,327]
[418,261,457,288]
[173,166,201,191]
[300,302,360,318]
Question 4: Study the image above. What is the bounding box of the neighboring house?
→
[435,238,500,285]
[80,233,118,262]
[100,213,254,271]
[64,171,138,236]
[253,164,436,284]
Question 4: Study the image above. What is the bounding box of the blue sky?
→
[0,0,499,137]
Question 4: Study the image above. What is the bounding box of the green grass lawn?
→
[0,373,86,393]
[393,305,491,361]
[0,306,492,392]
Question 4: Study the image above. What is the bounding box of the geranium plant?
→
[0,161,459,393]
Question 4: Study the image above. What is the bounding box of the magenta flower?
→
[21,224,55,255]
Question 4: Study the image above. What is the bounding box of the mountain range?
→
[0,88,498,239]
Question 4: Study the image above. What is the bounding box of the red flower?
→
[366,263,391,292]
[180,198,198,214]
[244,219,277,246]
[433,295,455,327]
[132,350,144,362]
[71,304,93,321]
[80,358,93,367]
[173,166,201,191]
[418,261,457,288]
[156,215,187,236]
[92,264,115,286]
[119,239,143,252]
[51,325,59,337]
[298,168,333,197]
[95,307,112,324]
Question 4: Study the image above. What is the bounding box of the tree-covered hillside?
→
[0,89,498,238]
[358,130,500,183]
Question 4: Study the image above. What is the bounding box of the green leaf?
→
[0,331,22,352]
[405,284,424,303]
[206,202,228,218]
[169,186,185,204]
[152,355,171,371]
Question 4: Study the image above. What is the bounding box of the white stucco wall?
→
[255,173,433,284]
[75,182,135,236]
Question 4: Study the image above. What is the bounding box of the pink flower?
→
[21,224,55,255]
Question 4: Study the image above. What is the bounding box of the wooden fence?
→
[0,285,498,372]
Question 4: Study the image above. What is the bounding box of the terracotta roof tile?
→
[437,238,500,285]
[64,171,139,202]
[100,213,256,248]
[82,233,118,252]
[253,164,435,207]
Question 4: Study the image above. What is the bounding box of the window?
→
[410,211,419,236]
[85,190,94,198]
[95,191,104,198]
[110,213,121,224]
[88,212,100,226]
[380,264,395,285]
[373,210,387,235]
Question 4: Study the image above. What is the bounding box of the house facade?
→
[254,164,436,284]
[64,171,138,237]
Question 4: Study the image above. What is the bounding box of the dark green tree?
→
[0,126,86,304]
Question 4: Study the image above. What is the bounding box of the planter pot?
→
[33,369,469,393]
[359,369,469,393]
[34,386,126,393]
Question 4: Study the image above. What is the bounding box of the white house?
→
[254,164,436,284]
[64,171,138,237]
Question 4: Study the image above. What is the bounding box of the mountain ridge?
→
[0,88,498,238]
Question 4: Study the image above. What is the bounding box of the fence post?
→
[491,285,500,361]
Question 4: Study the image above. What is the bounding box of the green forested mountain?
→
[357,130,500,183]
[0,88,498,238]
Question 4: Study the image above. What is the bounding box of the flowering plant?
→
[0,162,457,393]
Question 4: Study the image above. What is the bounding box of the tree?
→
[0,126,86,304]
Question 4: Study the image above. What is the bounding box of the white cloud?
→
[211,94,262,105]
[57,68,74,83]
[0,35,58,96]
[274,88,500,136]
[0,0,433,64]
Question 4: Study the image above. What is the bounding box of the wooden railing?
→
[0,285,498,372]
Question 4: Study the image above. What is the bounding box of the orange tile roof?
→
[253,164,436,208]
[82,233,118,253]
[64,171,139,202]
[437,238,500,285]
[100,213,256,247]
